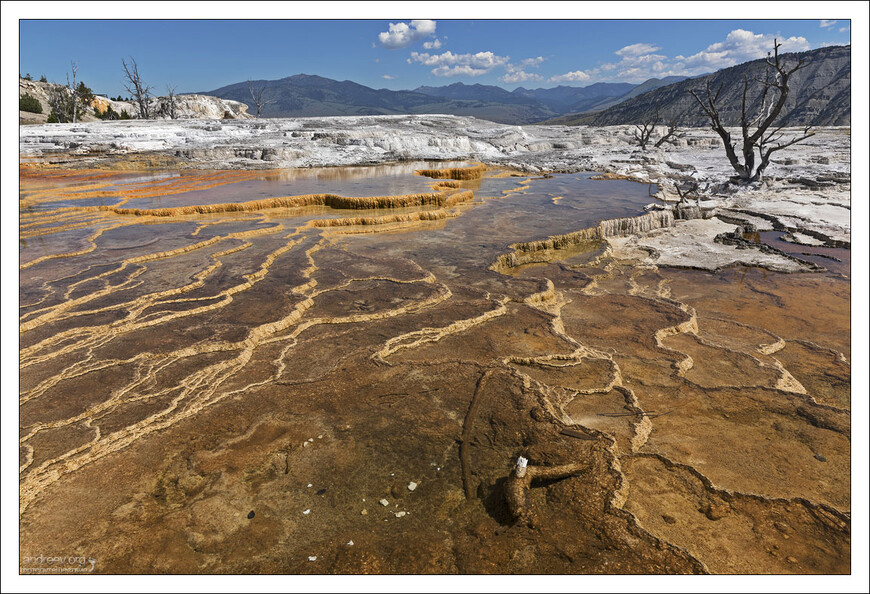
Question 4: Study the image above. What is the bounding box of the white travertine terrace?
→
[20,115,850,270]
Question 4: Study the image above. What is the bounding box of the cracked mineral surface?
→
[19,117,850,574]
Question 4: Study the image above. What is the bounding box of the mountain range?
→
[202,44,849,127]
[203,75,681,125]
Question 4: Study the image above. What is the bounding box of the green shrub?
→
[119,109,132,120]
[47,109,59,123]
[19,93,43,114]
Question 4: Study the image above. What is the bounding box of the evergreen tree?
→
[19,93,43,114]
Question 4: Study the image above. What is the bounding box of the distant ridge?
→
[201,45,850,127]
[589,44,850,127]
[203,76,652,125]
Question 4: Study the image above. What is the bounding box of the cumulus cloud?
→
[423,38,442,50]
[820,20,837,28]
[549,70,591,83]
[840,25,850,33]
[615,43,661,57]
[517,56,545,68]
[432,65,490,77]
[552,29,812,85]
[378,20,437,49]
[584,42,668,82]
[674,29,810,74]
[500,70,544,84]
[497,57,545,84]
[409,50,510,77]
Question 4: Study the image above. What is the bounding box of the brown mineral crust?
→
[18,164,850,574]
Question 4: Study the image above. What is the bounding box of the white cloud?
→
[382,74,397,80]
[423,38,442,50]
[500,70,544,84]
[499,56,546,83]
[517,56,545,68]
[409,50,510,77]
[615,43,661,57]
[674,29,810,74]
[432,65,490,77]
[556,28,813,85]
[820,20,837,28]
[840,25,850,33]
[549,70,591,83]
[377,20,437,49]
[585,43,668,82]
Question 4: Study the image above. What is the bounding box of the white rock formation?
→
[20,77,251,124]
[18,114,851,270]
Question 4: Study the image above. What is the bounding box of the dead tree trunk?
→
[67,61,78,124]
[122,57,153,119]
[690,39,815,184]
[166,85,178,119]
[654,120,685,147]
[505,456,588,527]
[248,80,274,118]
[632,107,659,150]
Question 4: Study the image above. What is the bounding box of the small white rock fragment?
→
[302,442,310,448]
[395,511,406,518]
[361,509,368,516]
[347,540,354,546]
[307,483,313,488]
[379,499,389,507]
[308,438,314,442]
[308,556,317,562]
[318,434,323,439]
[408,481,418,492]
[515,455,529,478]
[302,509,311,515]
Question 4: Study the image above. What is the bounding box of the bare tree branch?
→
[247,80,275,118]
[654,119,686,148]
[632,105,659,150]
[122,57,153,119]
[67,61,78,123]
[166,85,178,120]
[688,38,814,183]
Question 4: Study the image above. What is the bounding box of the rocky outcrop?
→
[20,77,251,124]
[148,94,252,120]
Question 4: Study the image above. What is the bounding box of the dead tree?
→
[122,57,153,119]
[690,39,815,184]
[166,85,178,119]
[67,61,79,123]
[632,107,659,150]
[247,80,274,117]
[654,120,686,147]
[46,62,84,123]
[505,456,588,527]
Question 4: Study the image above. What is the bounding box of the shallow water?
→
[18,162,850,575]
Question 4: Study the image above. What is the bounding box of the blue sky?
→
[18,16,852,96]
